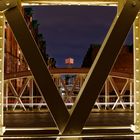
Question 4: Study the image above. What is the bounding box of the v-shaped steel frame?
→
[2,0,140,135]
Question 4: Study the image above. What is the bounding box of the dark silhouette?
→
[81,43,133,75]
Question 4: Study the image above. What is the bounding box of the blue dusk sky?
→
[31,6,133,67]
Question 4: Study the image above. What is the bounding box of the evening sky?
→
[32,6,132,67]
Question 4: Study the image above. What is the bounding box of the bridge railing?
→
[4,69,134,111]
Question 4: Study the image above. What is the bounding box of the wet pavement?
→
[3,111,135,139]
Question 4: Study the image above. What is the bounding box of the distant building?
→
[82,44,133,92]
[65,57,74,68]
[81,44,100,68]
[4,7,56,74]
[4,7,56,93]
[81,44,133,75]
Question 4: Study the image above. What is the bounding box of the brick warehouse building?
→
[4,7,51,101]
[4,7,49,74]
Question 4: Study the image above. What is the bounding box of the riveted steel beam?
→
[0,12,5,135]
[21,0,118,6]
[133,12,140,133]
[0,0,17,12]
[62,0,140,135]
[4,6,69,132]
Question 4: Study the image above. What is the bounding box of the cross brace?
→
[62,0,140,134]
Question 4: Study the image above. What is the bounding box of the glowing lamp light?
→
[65,57,74,65]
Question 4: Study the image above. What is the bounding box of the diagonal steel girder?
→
[4,6,69,131]
[3,0,140,136]
[61,0,140,134]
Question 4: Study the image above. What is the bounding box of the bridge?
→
[4,68,133,111]
[0,0,139,139]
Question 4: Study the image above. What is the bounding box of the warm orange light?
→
[65,57,74,65]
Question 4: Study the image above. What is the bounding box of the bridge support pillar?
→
[29,78,33,110]
[129,80,133,110]
[0,12,5,137]
[105,79,109,110]
[133,12,140,134]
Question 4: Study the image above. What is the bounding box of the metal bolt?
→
[7,3,10,6]
[132,1,136,7]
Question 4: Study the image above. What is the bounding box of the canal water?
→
[3,112,135,139]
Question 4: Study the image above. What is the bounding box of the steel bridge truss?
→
[4,70,134,111]
[0,0,139,139]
